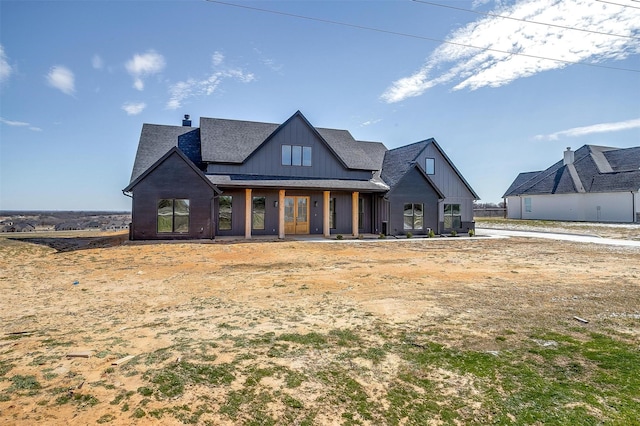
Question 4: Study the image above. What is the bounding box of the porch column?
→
[352,191,359,237]
[278,189,285,239]
[245,188,252,239]
[323,191,330,237]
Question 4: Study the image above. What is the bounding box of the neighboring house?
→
[123,111,478,240]
[0,222,35,232]
[504,145,640,223]
[55,222,84,231]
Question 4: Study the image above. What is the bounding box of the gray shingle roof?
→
[207,175,389,191]
[503,144,640,196]
[129,124,197,183]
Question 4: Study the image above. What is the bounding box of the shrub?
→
[378,233,386,239]
[428,230,435,238]
[451,230,457,237]
[336,234,343,240]
[468,229,475,237]
[406,232,413,239]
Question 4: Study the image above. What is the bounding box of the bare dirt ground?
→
[1,229,639,425]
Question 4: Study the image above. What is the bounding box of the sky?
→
[1,0,639,211]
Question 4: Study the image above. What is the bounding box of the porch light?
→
[274,201,278,207]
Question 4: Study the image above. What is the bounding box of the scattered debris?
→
[532,339,558,348]
[5,331,34,335]
[73,280,79,285]
[111,355,135,366]
[66,351,93,358]
[486,350,500,356]
[573,316,589,324]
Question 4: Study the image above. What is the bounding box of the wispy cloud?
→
[92,54,104,70]
[125,50,165,91]
[0,117,42,131]
[381,0,640,103]
[166,53,255,110]
[46,65,75,95]
[361,118,382,127]
[121,102,147,115]
[0,45,12,83]
[534,118,640,141]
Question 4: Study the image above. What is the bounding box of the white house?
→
[503,145,640,223]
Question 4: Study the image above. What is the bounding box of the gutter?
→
[122,190,132,198]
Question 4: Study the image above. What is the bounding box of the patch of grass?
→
[329,328,361,347]
[110,390,134,405]
[0,360,14,377]
[97,413,116,423]
[317,367,374,422]
[9,374,41,394]
[278,332,327,348]
[144,360,235,399]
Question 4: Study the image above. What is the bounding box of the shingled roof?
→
[381,139,479,198]
[503,144,640,197]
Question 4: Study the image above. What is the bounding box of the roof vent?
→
[563,147,574,165]
[182,114,192,127]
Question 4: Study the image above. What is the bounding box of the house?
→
[123,111,478,240]
[503,145,640,223]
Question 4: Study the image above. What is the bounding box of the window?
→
[282,145,312,166]
[252,196,265,230]
[524,197,532,213]
[425,158,435,175]
[358,197,364,229]
[157,199,189,233]
[219,195,232,231]
[444,204,461,229]
[403,203,423,230]
[329,197,336,229]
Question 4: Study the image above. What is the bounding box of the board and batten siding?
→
[130,151,215,240]
[507,192,638,222]
[386,167,440,235]
[207,115,371,180]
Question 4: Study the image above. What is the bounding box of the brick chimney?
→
[182,114,192,127]
[563,147,574,165]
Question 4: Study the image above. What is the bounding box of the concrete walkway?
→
[477,227,640,248]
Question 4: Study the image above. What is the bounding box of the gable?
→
[382,139,478,199]
[124,147,220,194]
[387,164,445,199]
[129,124,198,183]
[200,111,382,171]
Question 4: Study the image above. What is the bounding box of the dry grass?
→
[1,230,639,424]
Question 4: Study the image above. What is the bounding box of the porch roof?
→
[207,175,389,192]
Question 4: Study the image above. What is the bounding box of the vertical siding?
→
[131,152,214,240]
[386,167,440,235]
[208,115,371,180]
[520,193,635,222]
[418,144,476,222]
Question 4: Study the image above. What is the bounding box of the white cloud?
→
[212,51,224,66]
[534,118,640,141]
[361,118,382,127]
[0,45,12,83]
[166,66,255,110]
[1,117,42,132]
[92,54,104,70]
[125,50,165,91]
[381,0,640,103]
[46,65,75,95]
[121,102,147,115]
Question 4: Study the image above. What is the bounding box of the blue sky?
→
[1,0,639,211]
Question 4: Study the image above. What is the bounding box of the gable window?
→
[444,204,461,229]
[219,195,232,231]
[403,203,423,230]
[524,197,532,213]
[282,145,312,166]
[252,196,266,230]
[157,199,189,233]
[425,158,435,175]
[329,197,336,229]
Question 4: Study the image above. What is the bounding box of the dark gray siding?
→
[417,144,475,223]
[130,152,215,240]
[207,115,372,180]
[386,167,440,236]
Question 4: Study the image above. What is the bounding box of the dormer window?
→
[425,158,435,175]
[282,145,312,166]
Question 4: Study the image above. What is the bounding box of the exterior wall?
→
[417,144,475,226]
[130,152,215,240]
[438,196,476,233]
[207,115,372,180]
[507,192,637,222]
[386,167,440,236]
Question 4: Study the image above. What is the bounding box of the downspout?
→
[122,190,133,240]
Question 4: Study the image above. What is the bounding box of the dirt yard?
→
[1,230,639,425]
